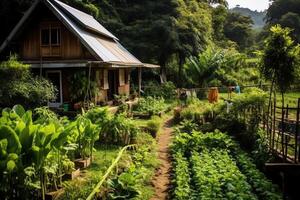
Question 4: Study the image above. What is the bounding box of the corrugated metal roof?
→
[46,0,142,64]
[0,0,159,68]
[52,0,118,40]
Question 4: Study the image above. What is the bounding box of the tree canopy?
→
[266,0,300,42]
[260,25,300,99]
[224,12,254,50]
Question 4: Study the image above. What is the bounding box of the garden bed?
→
[171,130,283,200]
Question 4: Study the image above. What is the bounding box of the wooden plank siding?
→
[20,4,94,61]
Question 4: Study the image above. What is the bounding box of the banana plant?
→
[75,116,99,160]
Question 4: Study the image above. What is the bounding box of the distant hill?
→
[230,7,266,29]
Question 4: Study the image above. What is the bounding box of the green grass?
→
[218,92,299,106]
[133,109,173,137]
[276,92,300,107]
[59,145,122,200]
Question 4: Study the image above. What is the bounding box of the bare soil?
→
[150,118,173,200]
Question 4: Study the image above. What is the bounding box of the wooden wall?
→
[20,4,94,61]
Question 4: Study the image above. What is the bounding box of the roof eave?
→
[44,0,102,60]
[88,61,160,69]
[50,0,119,40]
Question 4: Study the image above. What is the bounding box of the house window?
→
[41,27,61,46]
[51,28,61,45]
[41,29,50,45]
[40,26,61,57]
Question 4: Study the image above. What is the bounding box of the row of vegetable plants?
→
[0,104,138,200]
[191,150,256,200]
[171,130,283,200]
[172,152,191,199]
[175,88,272,169]
[132,96,171,118]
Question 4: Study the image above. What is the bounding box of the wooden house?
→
[0,0,158,107]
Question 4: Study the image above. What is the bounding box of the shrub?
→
[133,97,166,116]
[213,87,268,151]
[143,81,176,100]
[0,56,56,108]
[178,99,213,124]
[146,116,161,138]
[100,114,138,145]
[84,107,109,125]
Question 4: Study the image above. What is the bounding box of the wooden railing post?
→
[138,67,142,97]
[296,98,300,162]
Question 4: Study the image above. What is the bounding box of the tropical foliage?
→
[184,46,247,87]
[0,105,139,199]
[0,56,56,108]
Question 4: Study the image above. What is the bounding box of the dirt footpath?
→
[150,118,173,200]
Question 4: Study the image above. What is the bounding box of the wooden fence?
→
[263,98,300,163]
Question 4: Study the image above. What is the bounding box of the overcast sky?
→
[227,0,270,11]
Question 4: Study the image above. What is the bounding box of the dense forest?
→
[0,0,300,87]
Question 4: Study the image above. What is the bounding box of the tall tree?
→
[212,5,228,43]
[266,0,300,43]
[224,12,254,50]
[175,0,213,86]
[261,25,300,106]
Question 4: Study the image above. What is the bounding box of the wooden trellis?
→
[264,98,300,163]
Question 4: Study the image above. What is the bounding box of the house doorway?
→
[108,70,118,100]
[46,70,63,107]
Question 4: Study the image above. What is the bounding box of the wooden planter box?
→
[62,168,80,180]
[45,188,64,200]
[74,157,91,169]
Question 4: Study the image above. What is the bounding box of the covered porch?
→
[89,61,159,104]
[29,60,159,108]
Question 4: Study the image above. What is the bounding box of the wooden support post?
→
[296,98,300,162]
[138,67,142,97]
[273,100,277,151]
[281,108,285,160]
[267,101,272,149]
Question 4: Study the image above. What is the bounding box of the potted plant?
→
[62,157,80,180]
